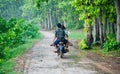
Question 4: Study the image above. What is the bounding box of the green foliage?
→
[72,0,116,28]
[103,41,120,51]
[103,34,120,51]
[0,17,42,74]
[24,23,40,38]
[89,46,120,57]
[0,17,40,60]
[34,0,49,8]
[104,40,120,51]
[36,0,84,30]
[7,18,17,29]
[67,20,84,30]
[72,0,119,51]
[78,39,88,49]
[0,17,7,33]
[0,60,16,74]
[0,37,42,74]
[0,0,24,20]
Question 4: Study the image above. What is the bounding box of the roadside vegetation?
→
[0,0,120,73]
[0,37,42,74]
[0,1,43,73]
[33,0,120,54]
[0,17,42,74]
[69,30,120,57]
[69,30,85,40]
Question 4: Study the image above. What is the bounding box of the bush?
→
[78,39,88,49]
[0,17,40,60]
[23,24,40,38]
[103,40,120,51]
[103,34,120,51]
[0,17,7,33]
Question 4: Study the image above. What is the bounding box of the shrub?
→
[0,17,40,60]
[103,34,120,51]
[78,39,88,49]
[103,40,120,51]
[23,24,40,38]
[0,17,7,33]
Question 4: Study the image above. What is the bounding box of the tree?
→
[114,0,120,42]
[0,0,24,20]
[72,0,119,48]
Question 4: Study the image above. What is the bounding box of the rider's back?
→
[55,28,65,41]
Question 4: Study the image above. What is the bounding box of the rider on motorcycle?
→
[51,23,68,53]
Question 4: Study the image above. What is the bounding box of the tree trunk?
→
[103,8,107,42]
[47,13,50,30]
[114,0,120,42]
[108,22,111,34]
[41,20,44,29]
[50,9,53,30]
[51,9,56,29]
[86,24,93,48]
[63,14,67,27]
[58,9,62,23]
[99,9,104,46]
[53,14,56,28]
[114,23,117,33]
[93,18,100,43]
[45,18,47,30]
[64,20,66,27]
[112,23,115,34]
[55,9,58,25]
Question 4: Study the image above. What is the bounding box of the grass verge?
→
[87,46,120,57]
[69,30,85,40]
[68,30,120,57]
[0,34,43,74]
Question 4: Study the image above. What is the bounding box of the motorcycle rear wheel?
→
[59,51,63,58]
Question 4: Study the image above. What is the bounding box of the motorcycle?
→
[51,39,73,58]
[57,41,68,58]
[50,41,68,58]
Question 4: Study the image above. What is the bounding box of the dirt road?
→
[19,31,110,74]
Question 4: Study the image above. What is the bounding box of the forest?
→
[34,0,120,50]
[0,0,120,74]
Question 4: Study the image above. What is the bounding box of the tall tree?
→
[114,0,120,42]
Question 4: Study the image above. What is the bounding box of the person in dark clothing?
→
[61,25,73,51]
[61,25,68,47]
[51,23,68,52]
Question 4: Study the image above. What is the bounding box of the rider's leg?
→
[50,43,54,46]
[54,39,60,53]
[68,41,73,46]
[63,39,69,52]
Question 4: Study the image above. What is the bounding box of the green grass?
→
[69,30,120,58]
[69,30,85,40]
[89,46,120,57]
[9,38,41,58]
[0,60,16,74]
[0,34,43,74]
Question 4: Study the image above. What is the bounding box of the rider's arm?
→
[66,35,68,40]
[53,30,57,42]
[65,31,68,40]
[53,36,57,42]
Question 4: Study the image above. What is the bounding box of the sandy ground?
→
[16,31,111,74]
